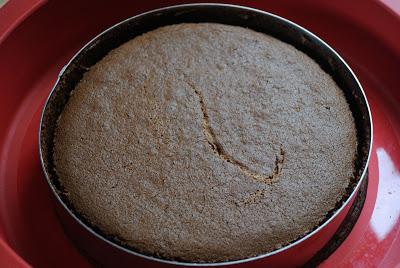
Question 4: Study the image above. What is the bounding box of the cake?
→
[54,23,357,262]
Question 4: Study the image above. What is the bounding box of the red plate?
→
[0,0,399,267]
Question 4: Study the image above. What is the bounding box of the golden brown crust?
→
[54,23,357,262]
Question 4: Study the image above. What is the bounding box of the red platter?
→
[0,0,399,267]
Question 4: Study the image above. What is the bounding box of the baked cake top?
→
[54,23,357,262]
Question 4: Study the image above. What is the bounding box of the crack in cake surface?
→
[185,79,285,185]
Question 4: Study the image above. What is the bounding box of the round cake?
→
[54,23,357,262]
